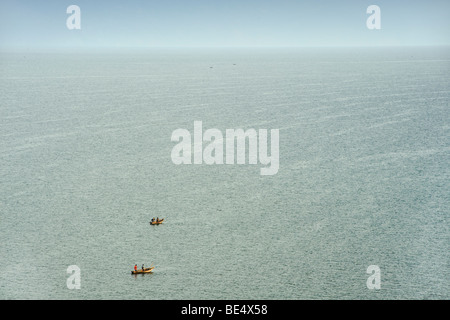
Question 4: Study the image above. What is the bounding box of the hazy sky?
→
[1,0,449,49]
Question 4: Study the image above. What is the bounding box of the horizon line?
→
[2,44,450,53]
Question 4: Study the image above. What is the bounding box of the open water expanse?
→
[0,47,449,299]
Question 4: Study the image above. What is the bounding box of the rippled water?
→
[1,47,449,299]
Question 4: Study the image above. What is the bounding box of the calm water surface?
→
[0,47,449,299]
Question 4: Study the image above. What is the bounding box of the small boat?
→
[131,267,154,274]
[150,218,164,225]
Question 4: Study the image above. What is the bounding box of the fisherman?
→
[134,264,137,272]
[142,264,145,271]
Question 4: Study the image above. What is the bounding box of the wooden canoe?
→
[150,218,164,225]
[131,267,154,274]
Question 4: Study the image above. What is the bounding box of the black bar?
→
[0,300,443,319]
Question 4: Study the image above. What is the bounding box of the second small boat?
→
[131,267,154,274]
[150,218,164,225]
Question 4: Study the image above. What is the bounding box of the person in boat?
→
[134,264,137,272]
[151,218,154,223]
[142,264,145,271]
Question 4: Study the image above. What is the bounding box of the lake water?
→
[0,47,449,299]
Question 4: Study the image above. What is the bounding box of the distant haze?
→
[1,0,449,50]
